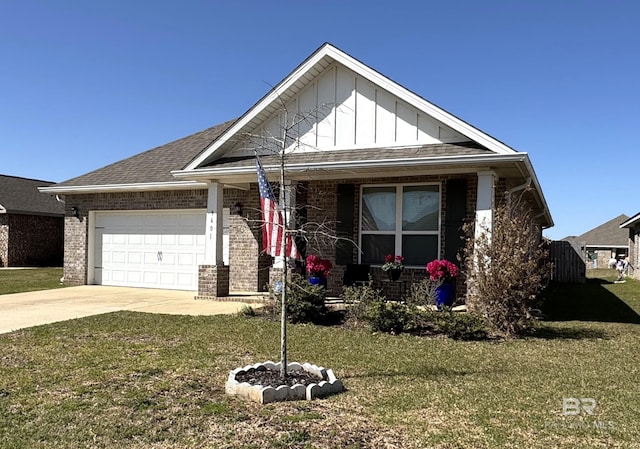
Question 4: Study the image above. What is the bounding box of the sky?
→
[1,0,638,240]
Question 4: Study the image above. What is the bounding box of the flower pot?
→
[308,275,327,288]
[435,282,455,310]
[386,268,403,281]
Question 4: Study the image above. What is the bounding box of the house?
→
[0,175,64,267]
[40,43,553,299]
[564,214,629,269]
[620,213,640,278]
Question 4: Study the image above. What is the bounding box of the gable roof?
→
[43,120,236,193]
[182,43,518,172]
[39,43,552,228]
[0,175,64,216]
[566,214,630,247]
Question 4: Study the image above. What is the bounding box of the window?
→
[360,184,440,266]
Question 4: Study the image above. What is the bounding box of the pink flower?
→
[382,254,405,271]
[425,259,459,282]
[306,254,333,277]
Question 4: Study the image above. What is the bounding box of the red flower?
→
[306,254,333,277]
[382,254,405,271]
[425,259,459,282]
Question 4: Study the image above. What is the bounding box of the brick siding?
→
[0,215,8,267]
[64,190,208,286]
[301,174,479,299]
[63,173,516,300]
[0,213,63,267]
[224,186,272,292]
[64,189,268,291]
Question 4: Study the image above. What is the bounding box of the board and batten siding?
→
[243,63,466,154]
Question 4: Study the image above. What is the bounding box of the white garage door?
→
[93,210,228,290]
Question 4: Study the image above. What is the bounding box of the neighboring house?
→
[564,214,629,269]
[40,43,553,298]
[620,213,640,279]
[0,175,64,267]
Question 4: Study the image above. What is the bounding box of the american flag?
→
[255,155,299,259]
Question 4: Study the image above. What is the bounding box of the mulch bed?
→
[235,367,322,388]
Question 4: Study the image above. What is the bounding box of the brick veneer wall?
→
[629,227,639,279]
[0,214,63,267]
[303,174,480,299]
[197,265,230,298]
[224,185,271,292]
[0,215,8,267]
[63,174,524,298]
[64,189,266,291]
[7,214,63,267]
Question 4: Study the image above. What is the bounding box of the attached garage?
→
[40,44,553,299]
[90,210,228,290]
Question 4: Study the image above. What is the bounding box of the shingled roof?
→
[204,141,492,170]
[0,175,64,216]
[53,119,237,188]
[567,214,630,247]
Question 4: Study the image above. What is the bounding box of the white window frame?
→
[358,182,441,267]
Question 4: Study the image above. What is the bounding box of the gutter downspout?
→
[55,195,65,203]
[504,177,531,206]
[533,211,552,229]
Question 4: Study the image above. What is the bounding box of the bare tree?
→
[242,98,355,379]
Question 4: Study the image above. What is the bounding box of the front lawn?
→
[0,268,65,295]
[0,271,638,448]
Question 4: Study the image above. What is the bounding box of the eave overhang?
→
[38,180,208,195]
[176,152,553,228]
[620,213,640,229]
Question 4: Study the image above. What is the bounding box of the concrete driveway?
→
[0,286,263,334]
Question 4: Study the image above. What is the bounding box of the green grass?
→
[0,270,639,448]
[0,268,65,295]
[541,268,640,323]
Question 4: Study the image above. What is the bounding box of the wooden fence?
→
[549,240,586,283]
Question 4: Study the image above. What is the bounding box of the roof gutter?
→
[173,153,530,179]
[620,213,640,228]
[38,180,208,195]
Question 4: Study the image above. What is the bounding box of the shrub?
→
[342,282,490,339]
[369,301,417,335]
[405,278,439,307]
[238,304,257,317]
[463,192,551,336]
[272,274,327,324]
[341,284,386,326]
[433,311,489,340]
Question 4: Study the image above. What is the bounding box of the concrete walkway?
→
[0,286,264,334]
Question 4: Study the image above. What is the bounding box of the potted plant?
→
[382,254,405,281]
[425,259,459,309]
[305,255,332,288]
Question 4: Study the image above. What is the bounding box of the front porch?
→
[193,170,501,302]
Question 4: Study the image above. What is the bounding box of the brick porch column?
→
[198,182,229,299]
[196,264,230,299]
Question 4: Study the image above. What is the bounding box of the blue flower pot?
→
[308,276,327,288]
[435,282,455,310]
